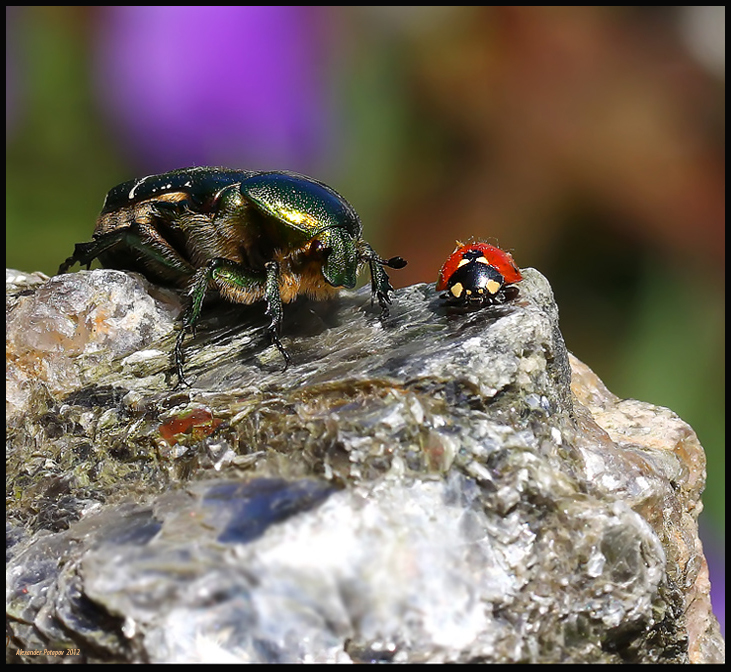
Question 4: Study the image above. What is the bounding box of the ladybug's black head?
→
[445,252,506,305]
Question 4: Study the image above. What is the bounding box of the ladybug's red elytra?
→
[437,241,522,306]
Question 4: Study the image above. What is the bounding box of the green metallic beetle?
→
[58,166,406,384]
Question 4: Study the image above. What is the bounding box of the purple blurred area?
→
[94,6,334,172]
[703,520,726,637]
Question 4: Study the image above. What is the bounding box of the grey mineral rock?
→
[6,266,724,663]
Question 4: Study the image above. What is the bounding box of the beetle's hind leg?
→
[57,222,195,280]
[58,238,120,274]
[174,327,192,388]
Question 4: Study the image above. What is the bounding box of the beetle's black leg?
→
[174,327,191,388]
[264,260,291,369]
[58,237,124,274]
[358,244,408,318]
[58,223,195,279]
[206,259,286,365]
[174,258,289,381]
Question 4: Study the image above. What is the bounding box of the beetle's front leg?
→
[358,243,407,317]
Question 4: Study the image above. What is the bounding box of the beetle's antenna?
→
[307,221,408,273]
[359,247,407,270]
[382,255,407,269]
[310,222,407,269]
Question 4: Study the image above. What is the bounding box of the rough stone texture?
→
[6,266,724,663]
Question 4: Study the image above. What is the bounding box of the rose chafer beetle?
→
[58,166,406,385]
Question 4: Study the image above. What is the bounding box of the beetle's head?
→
[309,227,408,294]
[239,171,406,289]
[309,225,358,288]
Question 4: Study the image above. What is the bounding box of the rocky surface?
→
[6,267,724,663]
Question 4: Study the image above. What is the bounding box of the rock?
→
[5,267,724,663]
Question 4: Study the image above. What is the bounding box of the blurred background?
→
[6,6,724,633]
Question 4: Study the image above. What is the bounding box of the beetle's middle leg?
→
[263,260,291,368]
[174,258,288,385]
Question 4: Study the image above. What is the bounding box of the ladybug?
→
[437,241,522,306]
